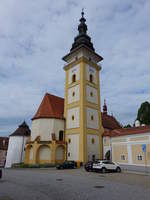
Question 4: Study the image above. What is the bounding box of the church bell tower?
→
[63,11,104,164]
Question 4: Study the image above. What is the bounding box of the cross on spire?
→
[81,8,84,17]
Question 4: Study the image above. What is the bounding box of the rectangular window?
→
[121,155,125,160]
[137,155,142,161]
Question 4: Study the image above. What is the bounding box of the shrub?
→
[11,163,55,168]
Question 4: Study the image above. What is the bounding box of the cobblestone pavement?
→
[0,168,150,200]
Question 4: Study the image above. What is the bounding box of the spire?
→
[78,9,87,35]
[103,99,107,115]
[62,10,103,63]
[70,10,95,52]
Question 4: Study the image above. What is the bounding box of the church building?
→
[25,11,106,165]
[5,12,150,172]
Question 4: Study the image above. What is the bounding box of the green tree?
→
[137,101,150,125]
[124,124,132,128]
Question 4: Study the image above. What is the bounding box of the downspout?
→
[20,136,24,163]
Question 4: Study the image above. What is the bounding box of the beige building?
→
[103,125,150,172]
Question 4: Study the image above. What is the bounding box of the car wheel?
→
[101,167,106,173]
[116,167,121,173]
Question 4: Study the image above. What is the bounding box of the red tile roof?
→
[0,137,9,150]
[102,113,122,130]
[32,93,64,120]
[103,125,150,137]
[10,121,31,137]
[32,93,122,131]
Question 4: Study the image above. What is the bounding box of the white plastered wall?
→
[67,107,80,129]
[68,85,80,104]
[31,118,64,141]
[86,64,97,84]
[86,85,98,104]
[68,64,80,84]
[67,134,79,161]
[87,134,100,161]
[86,107,99,130]
[66,49,99,64]
[5,136,29,168]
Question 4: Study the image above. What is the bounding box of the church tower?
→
[63,11,104,164]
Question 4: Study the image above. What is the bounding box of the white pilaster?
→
[127,138,132,164]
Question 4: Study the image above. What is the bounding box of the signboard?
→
[142,144,146,153]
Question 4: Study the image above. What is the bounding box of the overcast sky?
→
[0,0,150,136]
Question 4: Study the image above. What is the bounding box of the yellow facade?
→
[24,139,66,164]
[25,12,104,165]
[109,134,150,167]
[64,57,103,164]
[112,144,129,164]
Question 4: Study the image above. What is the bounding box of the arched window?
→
[92,154,95,161]
[91,138,95,144]
[89,74,93,83]
[59,130,64,141]
[72,74,76,83]
[90,91,93,97]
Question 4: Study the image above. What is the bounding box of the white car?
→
[92,160,121,173]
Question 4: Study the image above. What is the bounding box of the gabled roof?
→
[103,125,150,137]
[32,93,64,120]
[10,121,31,137]
[102,113,122,130]
[0,137,9,150]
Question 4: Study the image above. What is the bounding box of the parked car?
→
[0,169,2,179]
[56,161,77,169]
[84,161,94,172]
[92,160,121,173]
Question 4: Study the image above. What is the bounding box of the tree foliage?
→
[137,101,150,125]
[124,124,132,128]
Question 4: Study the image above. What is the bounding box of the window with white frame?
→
[137,154,143,161]
[121,155,125,160]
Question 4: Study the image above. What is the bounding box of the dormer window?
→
[72,74,76,83]
[89,74,93,83]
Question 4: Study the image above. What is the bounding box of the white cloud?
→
[0,0,150,135]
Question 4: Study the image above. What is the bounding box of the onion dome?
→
[70,10,95,52]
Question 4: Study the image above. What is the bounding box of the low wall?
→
[120,164,150,174]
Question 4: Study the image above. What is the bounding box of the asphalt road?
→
[0,168,150,200]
